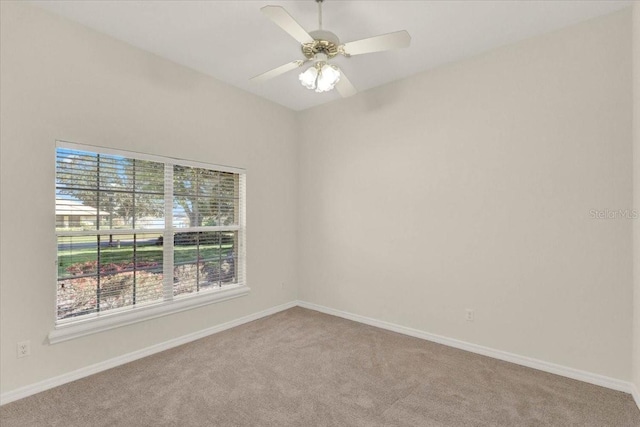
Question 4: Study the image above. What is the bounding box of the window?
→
[52,141,247,342]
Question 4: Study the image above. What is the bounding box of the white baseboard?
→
[0,301,297,406]
[297,301,637,397]
[632,383,640,412]
[3,299,639,413]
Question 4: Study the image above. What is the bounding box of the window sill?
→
[48,285,250,344]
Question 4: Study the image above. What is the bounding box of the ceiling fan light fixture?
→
[299,56,340,93]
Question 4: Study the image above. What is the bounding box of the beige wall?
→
[298,10,633,380]
[633,2,640,396]
[0,1,298,393]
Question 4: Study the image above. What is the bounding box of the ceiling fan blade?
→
[261,6,314,45]
[250,60,306,84]
[341,30,411,56]
[336,71,357,98]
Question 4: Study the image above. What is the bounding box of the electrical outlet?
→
[465,309,474,322]
[17,340,31,358]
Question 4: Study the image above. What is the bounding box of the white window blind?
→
[55,141,246,329]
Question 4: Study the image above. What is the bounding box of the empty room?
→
[1,0,640,425]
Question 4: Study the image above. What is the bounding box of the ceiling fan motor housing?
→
[302,30,341,59]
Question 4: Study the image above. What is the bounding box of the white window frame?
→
[49,141,248,344]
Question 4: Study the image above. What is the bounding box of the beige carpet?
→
[1,307,639,426]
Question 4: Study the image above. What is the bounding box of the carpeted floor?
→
[1,307,639,426]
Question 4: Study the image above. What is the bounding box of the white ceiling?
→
[29,0,632,111]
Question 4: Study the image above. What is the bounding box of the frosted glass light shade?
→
[299,67,319,90]
[315,64,340,93]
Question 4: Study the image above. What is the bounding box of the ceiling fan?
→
[250,0,411,97]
